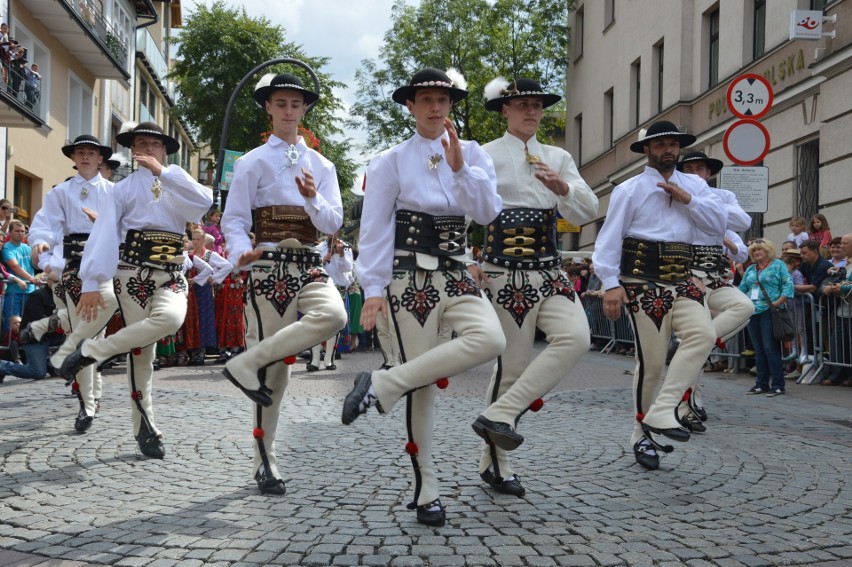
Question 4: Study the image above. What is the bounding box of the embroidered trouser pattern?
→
[80,263,187,438]
[51,270,118,419]
[372,268,505,506]
[241,256,347,480]
[623,278,716,445]
[479,266,589,481]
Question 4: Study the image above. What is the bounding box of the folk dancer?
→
[27,135,117,432]
[592,121,725,470]
[220,73,347,495]
[676,151,753,427]
[476,77,599,496]
[59,122,213,459]
[341,68,506,526]
[307,235,355,371]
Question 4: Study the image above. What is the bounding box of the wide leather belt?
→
[392,254,467,272]
[253,205,317,245]
[62,232,89,268]
[394,209,466,256]
[620,236,692,283]
[256,248,321,266]
[121,229,183,272]
[483,207,559,270]
[691,244,727,273]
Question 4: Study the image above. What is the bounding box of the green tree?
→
[348,0,572,152]
[170,1,358,209]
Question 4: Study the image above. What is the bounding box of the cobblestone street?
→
[1,349,851,566]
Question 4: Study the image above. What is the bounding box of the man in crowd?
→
[475,76,598,497]
[342,68,505,526]
[221,73,347,496]
[28,134,117,433]
[592,120,725,470]
[59,122,213,459]
[2,219,39,326]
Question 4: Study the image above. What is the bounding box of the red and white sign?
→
[790,10,823,40]
[726,74,774,119]
[723,119,771,166]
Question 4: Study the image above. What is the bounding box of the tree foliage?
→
[348,0,572,152]
[169,1,358,207]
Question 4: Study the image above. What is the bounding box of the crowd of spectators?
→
[1,22,42,110]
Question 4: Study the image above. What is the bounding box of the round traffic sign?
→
[726,73,774,119]
[723,119,771,165]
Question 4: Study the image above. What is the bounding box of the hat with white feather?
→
[483,77,561,112]
[392,67,468,105]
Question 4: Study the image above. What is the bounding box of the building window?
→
[753,0,766,60]
[796,139,820,221]
[745,213,764,243]
[653,41,664,114]
[10,23,49,120]
[604,0,615,29]
[13,171,34,224]
[595,218,605,237]
[810,0,828,11]
[604,88,613,149]
[68,74,93,141]
[573,113,583,165]
[630,59,641,128]
[707,8,720,88]
[573,6,584,60]
[570,232,580,251]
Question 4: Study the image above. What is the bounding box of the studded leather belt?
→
[691,244,727,274]
[483,207,559,270]
[256,248,321,267]
[394,209,466,257]
[620,236,692,283]
[62,232,89,268]
[121,229,184,272]
[392,254,467,272]
[253,205,317,245]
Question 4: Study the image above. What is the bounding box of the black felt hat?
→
[61,135,113,159]
[392,68,468,105]
[629,120,696,153]
[115,122,180,155]
[676,151,724,175]
[253,72,319,108]
[484,77,561,112]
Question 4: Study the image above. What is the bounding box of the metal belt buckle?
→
[504,236,535,246]
[505,247,534,257]
[659,264,685,273]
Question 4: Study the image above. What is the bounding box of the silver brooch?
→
[427,153,443,170]
[284,144,302,169]
[150,178,163,201]
[80,186,89,201]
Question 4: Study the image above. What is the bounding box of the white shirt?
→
[483,131,598,235]
[190,249,232,285]
[317,238,354,287]
[79,164,213,293]
[356,131,502,299]
[221,134,343,264]
[592,166,726,290]
[28,173,112,249]
[183,252,213,285]
[725,229,749,264]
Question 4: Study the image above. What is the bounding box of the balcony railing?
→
[1,59,42,118]
[136,29,168,86]
[63,0,128,68]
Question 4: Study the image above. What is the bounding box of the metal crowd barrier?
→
[580,291,839,387]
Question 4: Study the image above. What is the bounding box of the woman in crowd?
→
[822,233,852,386]
[739,238,794,397]
[202,207,225,256]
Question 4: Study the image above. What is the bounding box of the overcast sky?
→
[179,0,405,180]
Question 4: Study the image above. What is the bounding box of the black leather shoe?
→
[680,413,706,433]
[471,415,524,451]
[306,364,320,372]
[255,469,286,495]
[633,438,659,470]
[324,364,337,371]
[480,469,526,497]
[416,499,446,527]
[693,406,708,422]
[74,409,93,433]
[136,431,165,459]
[60,340,96,382]
[342,371,377,425]
[222,368,273,407]
[643,424,690,442]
